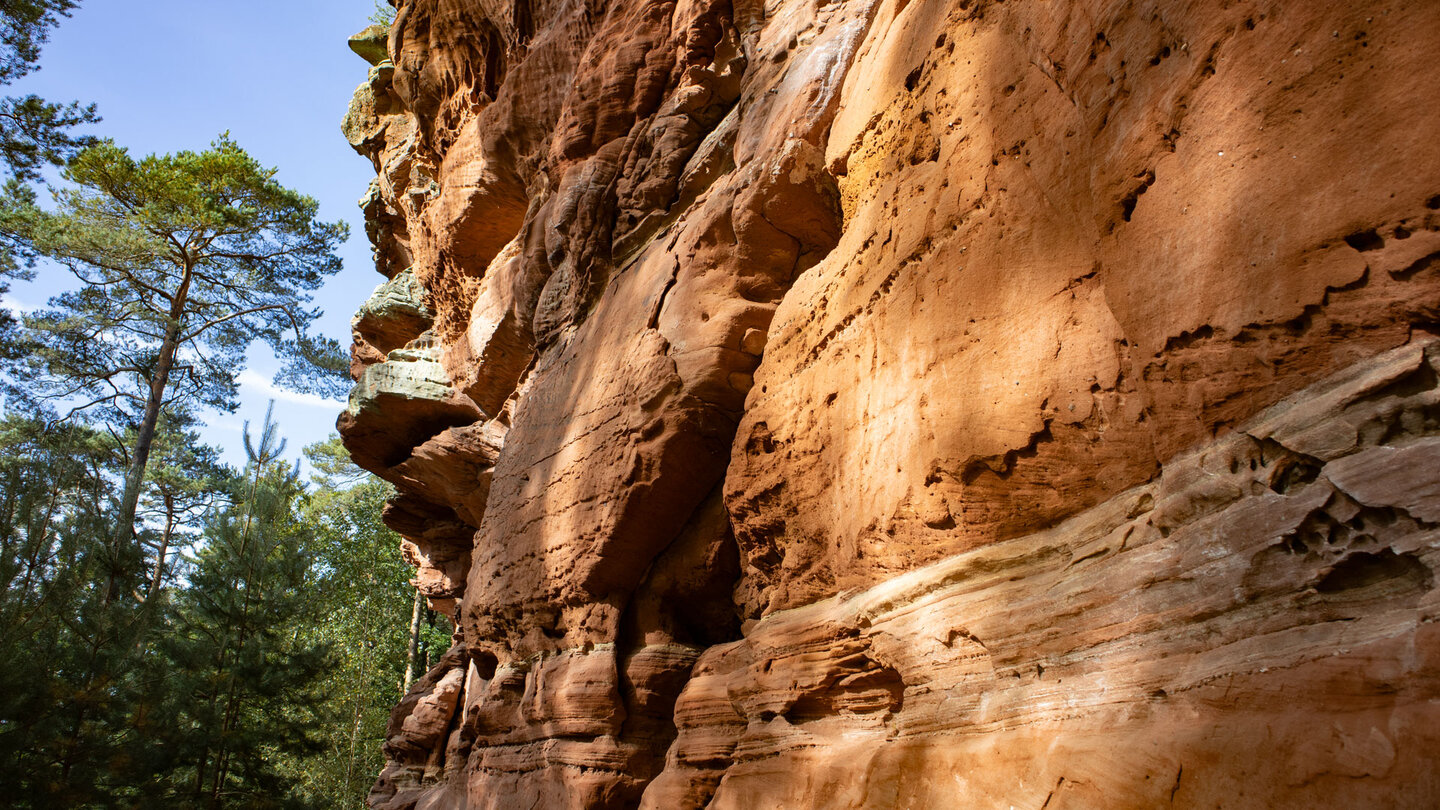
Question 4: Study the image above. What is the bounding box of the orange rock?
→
[339,0,1440,806]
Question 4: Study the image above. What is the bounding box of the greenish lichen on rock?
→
[339,347,481,473]
[353,267,433,356]
[347,23,390,67]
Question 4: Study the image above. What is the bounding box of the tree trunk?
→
[15,485,62,606]
[146,493,177,602]
[424,607,436,671]
[404,587,423,692]
[111,325,179,566]
[345,629,371,802]
[110,266,192,601]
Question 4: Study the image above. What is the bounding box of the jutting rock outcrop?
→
[339,1,1440,807]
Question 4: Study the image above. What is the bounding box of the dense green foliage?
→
[158,407,333,806]
[0,415,435,808]
[280,439,452,807]
[0,417,129,805]
[369,2,396,26]
[1,135,351,582]
[0,4,438,807]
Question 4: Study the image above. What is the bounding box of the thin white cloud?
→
[206,414,245,433]
[1,294,35,319]
[236,369,344,409]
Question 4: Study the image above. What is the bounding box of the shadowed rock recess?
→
[339,1,1440,807]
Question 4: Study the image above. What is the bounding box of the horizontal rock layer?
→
[338,0,1440,807]
[650,338,1440,808]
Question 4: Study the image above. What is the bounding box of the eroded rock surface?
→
[340,0,1440,807]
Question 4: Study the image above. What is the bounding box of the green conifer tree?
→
[0,0,98,185]
[132,410,233,601]
[0,136,349,588]
[0,415,156,807]
[0,0,98,375]
[156,404,331,808]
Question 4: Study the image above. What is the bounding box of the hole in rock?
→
[783,664,905,723]
[473,650,498,680]
[1268,459,1320,493]
[1316,549,1432,595]
[1163,324,1214,352]
[1120,170,1157,222]
[1344,229,1385,252]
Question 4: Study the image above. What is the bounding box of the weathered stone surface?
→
[727,0,1440,618]
[349,24,392,66]
[337,1,1440,807]
[352,267,435,375]
[340,346,482,473]
[650,339,1440,808]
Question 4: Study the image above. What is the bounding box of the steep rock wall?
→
[338,1,1440,807]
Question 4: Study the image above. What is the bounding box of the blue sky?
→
[9,0,384,469]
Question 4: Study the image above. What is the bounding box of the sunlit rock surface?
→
[339,0,1440,806]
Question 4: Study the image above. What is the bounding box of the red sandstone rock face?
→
[340,0,1440,807]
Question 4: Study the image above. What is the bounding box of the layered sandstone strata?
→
[339,1,1440,807]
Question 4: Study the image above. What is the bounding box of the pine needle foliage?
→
[0,0,98,183]
[0,415,153,807]
[154,404,331,808]
[0,0,98,351]
[369,2,396,26]
[0,134,349,579]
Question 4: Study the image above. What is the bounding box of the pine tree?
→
[133,411,232,601]
[369,1,396,26]
[0,136,348,586]
[0,0,98,185]
[0,0,98,379]
[157,405,331,808]
[0,415,156,807]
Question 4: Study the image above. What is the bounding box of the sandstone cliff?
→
[339,1,1440,807]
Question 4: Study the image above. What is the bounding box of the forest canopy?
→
[0,3,435,808]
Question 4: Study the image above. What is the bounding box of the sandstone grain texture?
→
[339,0,1440,807]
